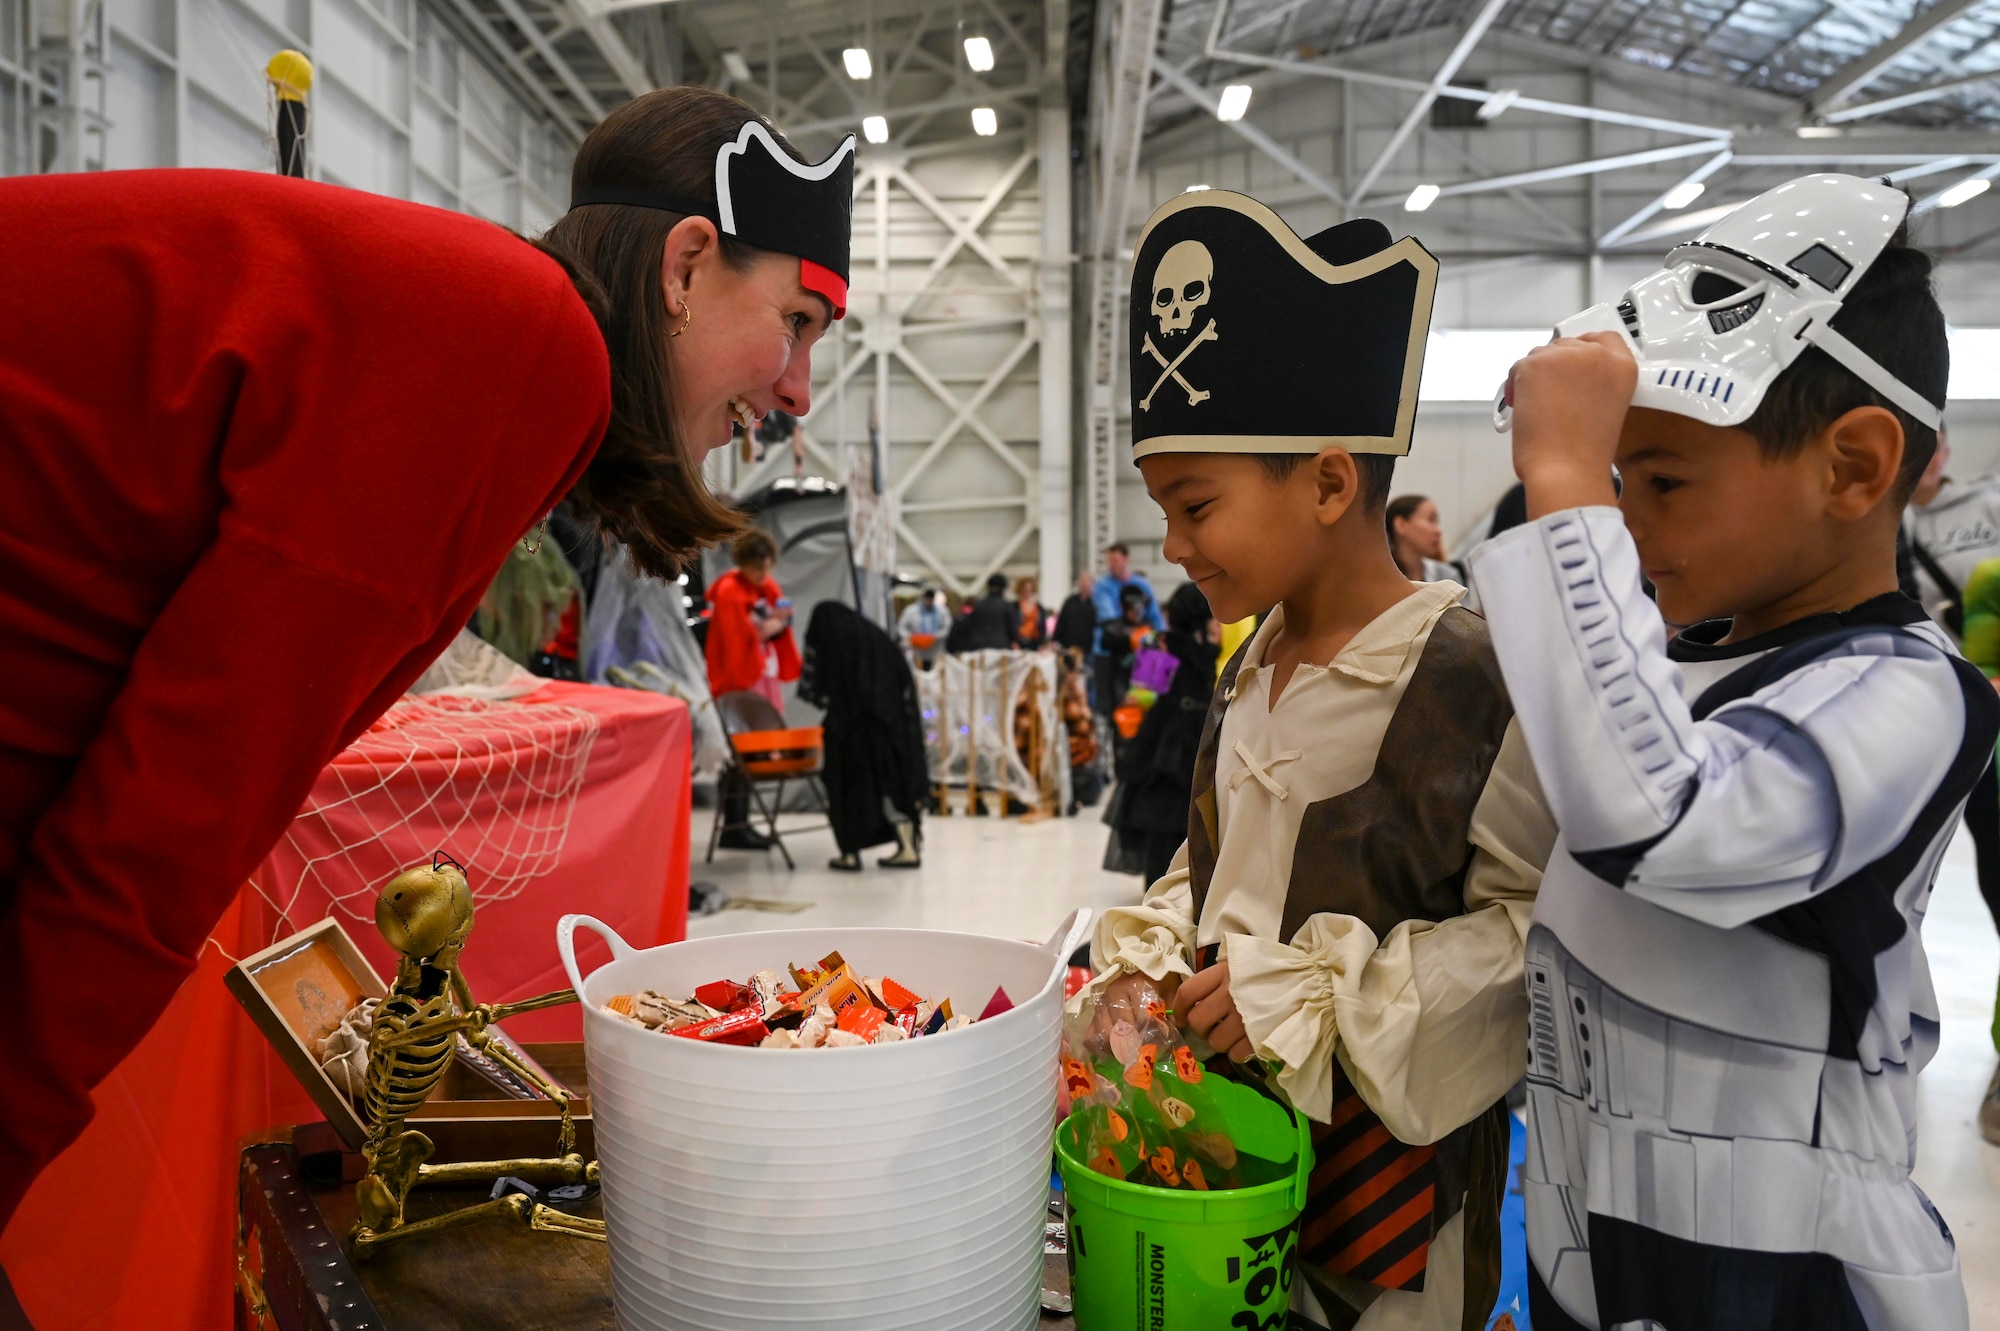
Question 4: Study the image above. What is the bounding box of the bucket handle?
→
[557,913,639,1000]
[1291,1104,1314,1211]
[1032,909,1093,1003]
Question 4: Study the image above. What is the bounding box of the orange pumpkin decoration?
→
[1106,1109,1129,1142]
[1143,996,1169,1022]
[1125,1043,1158,1090]
[1182,1158,1209,1191]
[1173,1045,1202,1082]
[1149,1146,1181,1186]
[1062,1056,1095,1101]
[1088,1145,1121,1178]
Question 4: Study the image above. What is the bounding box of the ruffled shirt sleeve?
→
[1073,845,1198,1011]
[1228,720,1554,1136]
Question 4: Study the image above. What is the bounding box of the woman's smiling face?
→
[660,218,832,459]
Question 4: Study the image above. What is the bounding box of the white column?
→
[1037,0,1073,596]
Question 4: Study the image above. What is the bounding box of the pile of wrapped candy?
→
[1062,974,1267,1192]
[604,951,1013,1049]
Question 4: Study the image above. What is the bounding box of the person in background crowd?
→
[1012,576,1049,650]
[1104,581,1221,886]
[1091,542,1163,712]
[706,528,800,853]
[1947,554,2000,1145]
[1903,427,2000,1145]
[1091,542,1164,638]
[1385,494,1463,583]
[897,585,948,670]
[1904,431,1997,631]
[705,528,798,710]
[1053,570,1099,655]
[953,572,1016,652]
[1100,583,1157,742]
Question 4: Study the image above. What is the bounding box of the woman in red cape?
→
[0,84,852,1276]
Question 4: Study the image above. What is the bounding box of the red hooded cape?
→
[0,169,610,1225]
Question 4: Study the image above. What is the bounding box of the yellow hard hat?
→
[266,49,314,101]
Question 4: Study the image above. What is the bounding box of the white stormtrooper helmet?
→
[1498,173,1942,432]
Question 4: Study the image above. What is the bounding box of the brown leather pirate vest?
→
[1186,606,1514,1330]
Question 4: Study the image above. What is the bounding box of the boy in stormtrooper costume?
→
[1473,173,1998,1330]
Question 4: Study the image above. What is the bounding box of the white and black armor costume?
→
[1469,174,1997,1330]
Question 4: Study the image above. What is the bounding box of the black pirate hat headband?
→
[1128,190,1438,458]
[572,120,857,319]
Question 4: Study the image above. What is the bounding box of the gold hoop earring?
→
[672,296,692,338]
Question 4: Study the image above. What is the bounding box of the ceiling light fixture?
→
[1405,183,1441,212]
[1940,176,1992,208]
[1475,88,1520,121]
[843,47,872,80]
[720,50,752,84]
[1661,180,1706,210]
[1216,84,1252,122]
[1184,183,1213,192]
[971,106,997,136]
[862,114,889,144]
[964,35,994,72]
[1796,125,1841,138]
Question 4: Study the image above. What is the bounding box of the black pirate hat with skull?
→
[1128,190,1438,458]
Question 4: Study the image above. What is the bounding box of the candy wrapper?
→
[1060,974,1261,1191]
[604,961,1004,1051]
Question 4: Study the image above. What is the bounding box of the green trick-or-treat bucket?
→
[1055,1075,1314,1330]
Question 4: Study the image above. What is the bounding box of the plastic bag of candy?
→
[603,950,1010,1050]
[1060,974,1263,1191]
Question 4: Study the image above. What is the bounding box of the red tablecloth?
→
[1,682,690,1329]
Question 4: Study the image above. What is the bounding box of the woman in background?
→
[1385,493,1462,583]
[705,528,799,711]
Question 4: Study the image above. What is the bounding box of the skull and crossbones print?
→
[1142,239,1218,411]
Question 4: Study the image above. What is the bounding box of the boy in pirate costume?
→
[1087,189,1555,1331]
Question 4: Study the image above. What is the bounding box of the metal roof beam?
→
[1197,22,1732,140]
[1149,56,1346,208]
[1346,0,1513,205]
[1810,0,1990,113]
[1825,69,2000,122]
[1596,146,1734,247]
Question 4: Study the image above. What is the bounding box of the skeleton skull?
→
[1152,240,1214,336]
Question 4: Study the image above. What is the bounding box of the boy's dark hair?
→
[986,572,1009,596]
[1741,220,1946,504]
[1254,452,1396,511]
[732,528,778,567]
[1105,541,1131,556]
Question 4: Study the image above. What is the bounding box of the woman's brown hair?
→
[534,87,791,578]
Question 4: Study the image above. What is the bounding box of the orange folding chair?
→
[706,690,831,869]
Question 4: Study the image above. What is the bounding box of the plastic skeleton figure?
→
[351,855,603,1257]
[1471,175,1989,1329]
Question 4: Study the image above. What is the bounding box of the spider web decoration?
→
[250,693,599,937]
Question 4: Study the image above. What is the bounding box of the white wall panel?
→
[103,32,172,168]
[6,0,572,238]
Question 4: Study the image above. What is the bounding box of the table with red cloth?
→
[0,681,690,1330]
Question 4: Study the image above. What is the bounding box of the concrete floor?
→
[689,800,2000,1327]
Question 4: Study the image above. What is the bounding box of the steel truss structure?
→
[10,0,2000,584]
[693,0,1067,596]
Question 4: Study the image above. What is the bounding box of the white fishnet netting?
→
[250,691,599,937]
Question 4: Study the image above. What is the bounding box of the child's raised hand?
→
[1504,330,1634,517]
[1177,962,1257,1064]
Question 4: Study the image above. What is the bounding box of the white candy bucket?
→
[556,910,1092,1331]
